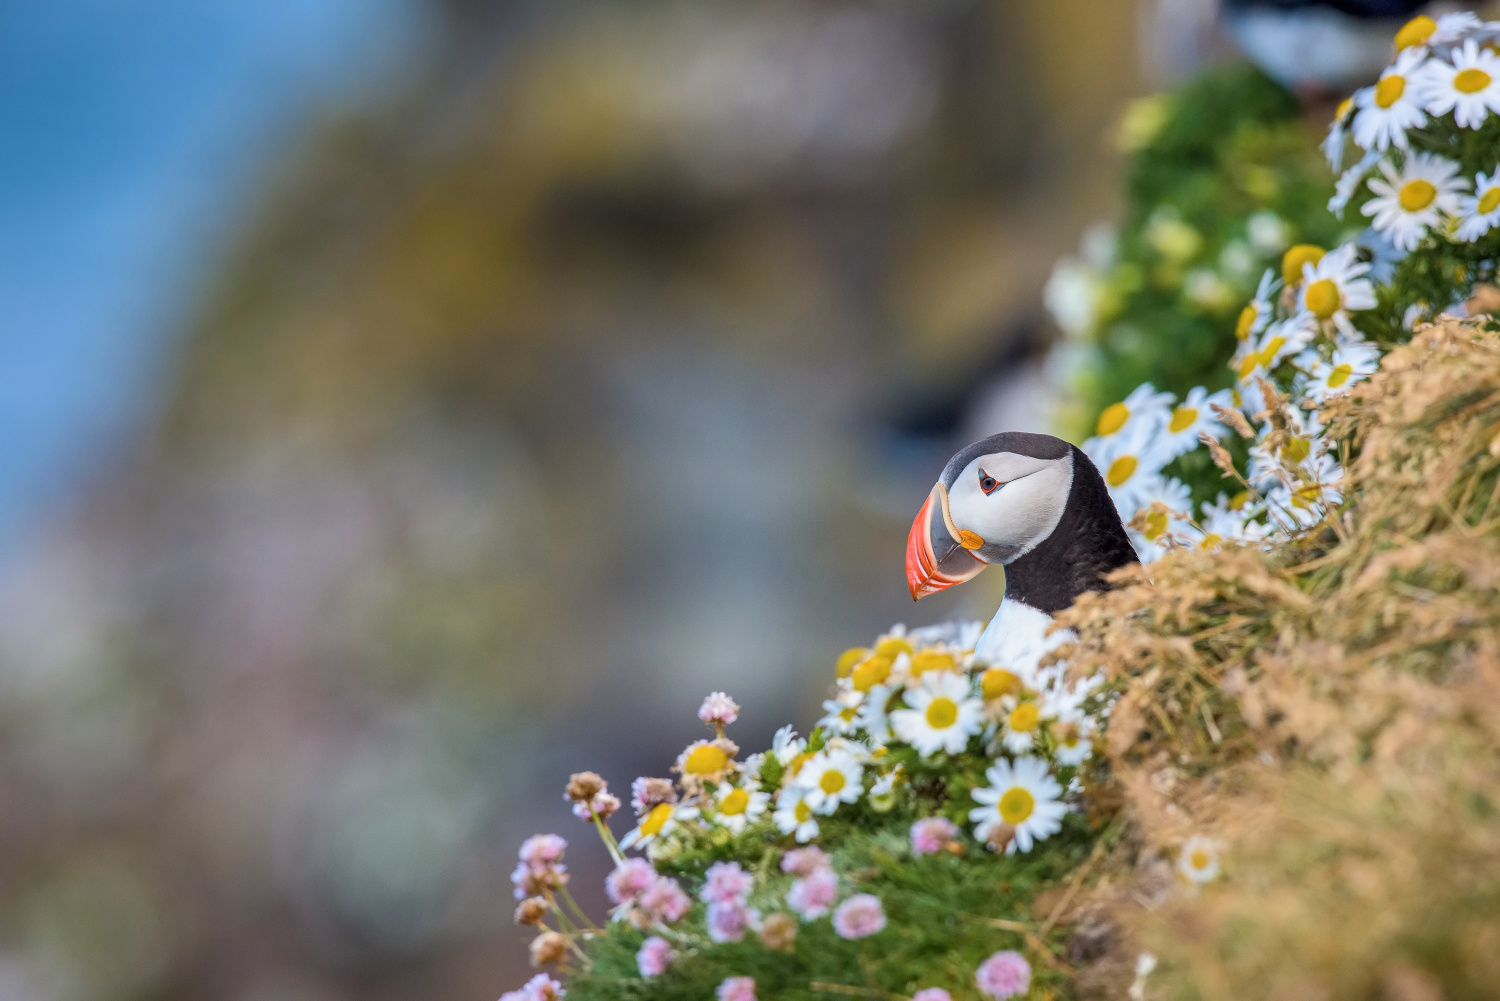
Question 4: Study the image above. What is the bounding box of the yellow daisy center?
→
[852,655,892,693]
[836,647,870,678]
[1455,68,1492,94]
[1189,848,1211,871]
[1394,15,1435,51]
[1168,406,1197,433]
[1480,188,1500,214]
[1238,353,1259,379]
[998,787,1035,825]
[720,788,750,816]
[1335,96,1353,120]
[1257,335,1287,369]
[1008,703,1040,733]
[795,801,812,823]
[981,668,1020,701]
[1292,484,1322,509]
[1399,179,1436,212]
[1198,532,1222,549]
[685,745,728,775]
[1143,508,1168,541]
[1327,363,1354,388]
[1374,75,1405,108]
[1230,490,1250,511]
[1106,455,1138,487]
[1282,437,1311,463]
[819,769,847,795]
[1235,303,1258,340]
[875,637,913,661]
[1096,401,1129,436]
[910,651,956,676]
[1281,244,1325,285]
[787,751,812,777]
[1304,278,1341,319]
[641,802,674,836]
[839,707,858,722]
[925,696,959,729]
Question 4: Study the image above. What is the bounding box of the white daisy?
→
[1177,835,1221,884]
[1395,12,1483,54]
[968,756,1067,855]
[1456,168,1500,242]
[771,725,805,764]
[1420,39,1500,128]
[1303,342,1381,404]
[796,748,864,815]
[1238,313,1316,404]
[1053,723,1093,767]
[818,691,864,737]
[1234,269,1277,344]
[772,785,820,843]
[620,802,701,852]
[1196,493,1271,549]
[1127,475,1194,563]
[889,671,985,757]
[1298,243,1376,339]
[1352,49,1429,152]
[1329,149,1382,218]
[711,782,770,834]
[1091,383,1175,440]
[1362,152,1467,252]
[1082,420,1176,521]
[1321,94,1354,170]
[997,698,1049,754]
[1160,386,1234,459]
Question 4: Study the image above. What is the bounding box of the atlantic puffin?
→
[905,431,1137,661]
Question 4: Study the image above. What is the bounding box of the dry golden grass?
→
[1052,318,1500,1000]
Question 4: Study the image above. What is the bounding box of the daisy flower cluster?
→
[1325,13,1500,251]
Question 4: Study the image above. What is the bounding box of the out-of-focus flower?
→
[1054,722,1093,767]
[675,738,739,785]
[786,867,838,920]
[969,757,1066,855]
[619,802,699,853]
[1351,49,1428,151]
[701,861,753,907]
[910,816,957,856]
[975,951,1031,1000]
[890,672,984,757]
[773,785,820,842]
[1092,383,1174,440]
[519,834,567,865]
[515,897,549,926]
[564,773,605,803]
[1299,244,1376,340]
[529,931,567,967]
[1303,341,1381,404]
[780,846,831,877]
[912,990,953,1001]
[1177,834,1221,884]
[636,936,674,978]
[638,876,692,925]
[716,976,757,1001]
[501,974,565,1001]
[758,912,798,952]
[572,792,620,822]
[706,901,757,943]
[1456,168,1500,241]
[1419,39,1500,129]
[711,782,770,834]
[698,691,741,728]
[513,835,569,898]
[796,748,863,815]
[605,858,658,906]
[998,700,1046,755]
[630,777,677,816]
[831,893,886,939]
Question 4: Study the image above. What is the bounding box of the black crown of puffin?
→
[905,431,1138,614]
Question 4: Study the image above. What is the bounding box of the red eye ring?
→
[978,469,1002,495]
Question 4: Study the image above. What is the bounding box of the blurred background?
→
[0,0,1387,998]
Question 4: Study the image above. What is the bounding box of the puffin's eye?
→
[978,469,1002,495]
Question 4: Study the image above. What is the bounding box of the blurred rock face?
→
[0,1,1140,998]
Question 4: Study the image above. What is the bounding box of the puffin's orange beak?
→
[906,482,986,600]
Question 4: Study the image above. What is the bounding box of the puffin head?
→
[906,432,1075,600]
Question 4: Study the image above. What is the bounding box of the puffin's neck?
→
[1002,445,1138,615]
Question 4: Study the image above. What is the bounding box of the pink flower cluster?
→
[699,691,741,727]
[630,776,677,815]
[716,976,756,1001]
[975,950,1031,1000]
[910,817,958,855]
[571,791,621,822]
[912,990,953,1001]
[604,857,691,928]
[512,835,569,899]
[499,974,564,1001]
[831,893,886,940]
[785,868,837,920]
[636,936,675,978]
[702,861,757,943]
[780,846,831,877]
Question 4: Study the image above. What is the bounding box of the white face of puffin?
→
[906,450,1074,599]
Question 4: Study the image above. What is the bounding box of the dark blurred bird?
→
[905,432,1136,660]
[1220,0,1431,94]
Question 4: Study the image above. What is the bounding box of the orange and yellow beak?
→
[905,482,986,600]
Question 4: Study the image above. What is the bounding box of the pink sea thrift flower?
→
[780,846,832,877]
[638,877,692,924]
[831,894,886,939]
[500,974,565,1001]
[572,791,621,822]
[511,859,568,900]
[699,691,741,727]
[630,777,677,815]
[606,858,657,905]
[716,976,757,1001]
[706,901,757,943]
[636,936,675,978]
[519,835,567,865]
[785,868,838,920]
[910,817,958,855]
[912,990,953,1001]
[701,861,753,906]
[975,951,1031,999]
